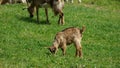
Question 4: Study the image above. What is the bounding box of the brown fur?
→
[27,0,64,25]
[1,0,10,4]
[48,26,85,57]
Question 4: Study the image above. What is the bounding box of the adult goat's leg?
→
[58,11,64,25]
[58,15,61,25]
[78,0,81,3]
[36,6,39,23]
[60,12,64,25]
[71,0,73,3]
[45,8,50,24]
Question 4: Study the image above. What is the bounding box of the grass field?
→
[0,0,120,68]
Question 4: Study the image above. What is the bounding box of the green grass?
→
[0,0,120,68]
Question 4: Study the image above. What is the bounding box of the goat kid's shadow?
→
[17,15,50,25]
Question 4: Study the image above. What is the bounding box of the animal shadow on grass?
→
[16,15,50,25]
[37,41,52,56]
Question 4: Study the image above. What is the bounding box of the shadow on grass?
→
[36,41,53,56]
[16,15,50,25]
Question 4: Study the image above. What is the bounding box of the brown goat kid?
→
[48,26,85,57]
[27,0,64,25]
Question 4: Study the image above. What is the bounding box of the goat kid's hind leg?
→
[61,44,67,55]
[74,40,82,58]
[77,45,82,58]
[78,44,82,58]
[45,8,50,24]
[76,46,82,58]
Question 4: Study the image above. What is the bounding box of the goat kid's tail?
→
[80,26,85,33]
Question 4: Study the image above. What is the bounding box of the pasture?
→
[0,0,120,68]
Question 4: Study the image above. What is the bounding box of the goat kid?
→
[48,26,85,57]
[27,0,65,25]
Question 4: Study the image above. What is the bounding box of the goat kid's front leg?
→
[45,8,50,24]
[61,44,67,55]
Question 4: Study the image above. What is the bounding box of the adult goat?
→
[0,0,26,4]
[64,0,81,3]
[27,0,65,25]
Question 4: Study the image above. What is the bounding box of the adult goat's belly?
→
[39,3,51,8]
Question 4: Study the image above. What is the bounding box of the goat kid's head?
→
[48,46,57,54]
